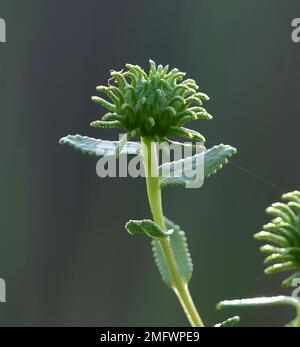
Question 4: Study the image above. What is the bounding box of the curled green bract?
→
[255,191,300,287]
[90,59,212,143]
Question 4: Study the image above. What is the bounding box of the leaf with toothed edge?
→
[159,144,237,189]
[152,217,193,287]
[125,219,173,238]
[59,135,141,157]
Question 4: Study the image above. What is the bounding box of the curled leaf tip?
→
[214,316,240,327]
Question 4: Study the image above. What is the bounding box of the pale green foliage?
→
[255,191,300,287]
[59,134,141,157]
[217,191,300,327]
[59,60,300,327]
[126,219,173,238]
[59,136,236,186]
[214,316,240,327]
[159,144,237,188]
[217,296,300,327]
[152,218,193,287]
[59,60,238,327]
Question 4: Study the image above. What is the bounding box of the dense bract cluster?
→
[255,191,300,287]
[90,60,212,143]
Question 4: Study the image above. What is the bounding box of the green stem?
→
[141,136,204,327]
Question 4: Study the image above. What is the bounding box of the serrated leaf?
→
[125,219,173,238]
[159,144,237,189]
[59,134,141,157]
[152,217,193,286]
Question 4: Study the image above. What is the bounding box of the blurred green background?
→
[0,0,300,326]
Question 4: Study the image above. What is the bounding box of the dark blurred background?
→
[0,0,299,326]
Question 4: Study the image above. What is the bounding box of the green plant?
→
[255,191,300,287]
[59,59,300,327]
[60,60,237,327]
[217,191,300,327]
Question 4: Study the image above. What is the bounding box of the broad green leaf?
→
[159,144,237,189]
[59,134,141,157]
[204,144,237,177]
[152,217,193,286]
[214,316,240,327]
[125,219,173,238]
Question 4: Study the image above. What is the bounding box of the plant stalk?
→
[141,136,204,327]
